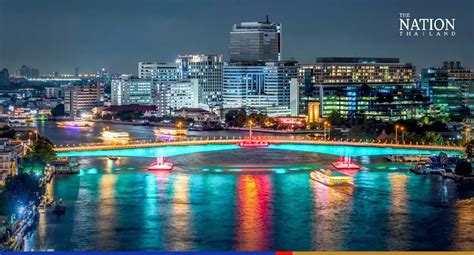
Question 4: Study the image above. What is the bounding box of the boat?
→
[101,130,130,140]
[332,157,360,170]
[147,157,174,171]
[387,154,431,162]
[107,156,119,161]
[310,169,353,186]
[157,128,187,136]
[238,140,270,148]
[52,200,66,215]
[57,121,92,128]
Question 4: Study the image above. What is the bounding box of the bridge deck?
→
[53,137,463,153]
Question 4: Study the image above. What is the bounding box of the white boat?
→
[101,130,130,140]
[310,169,353,186]
[332,157,360,170]
[157,128,187,136]
[148,157,174,171]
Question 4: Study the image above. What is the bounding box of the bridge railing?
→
[53,135,464,152]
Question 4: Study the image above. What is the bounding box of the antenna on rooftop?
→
[266,15,270,23]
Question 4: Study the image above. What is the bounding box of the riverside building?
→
[421,61,473,118]
[176,55,223,106]
[64,82,104,116]
[223,61,298,117]
[291,57,428,121]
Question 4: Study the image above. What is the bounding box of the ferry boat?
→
[310,169,353,186]
[238,139,270,148]
[332,157,360,170]
[57,121,92,128]
[148,157,174,171]
[157,128,187,136]
[101,130,130,140]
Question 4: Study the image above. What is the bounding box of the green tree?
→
[465,140,474,160]
[26,137,56,163]
[328,110,344,126]
[51,104,65,117]
[225,108,247,127]
[421,131,444,145]
[454,160,472,177]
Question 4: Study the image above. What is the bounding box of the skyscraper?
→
[74,67,80,78]
[19,65,39,78]
[229,17,281,62]
[223,61,298,116]
[0,69,9,86]
[138,62,178,82]
[176,55,223,105]
[111,76,158,106]
[421,61,473,118]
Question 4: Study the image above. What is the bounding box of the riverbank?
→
[227,126,322,134]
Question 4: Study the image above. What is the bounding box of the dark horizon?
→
[0,0,473,74]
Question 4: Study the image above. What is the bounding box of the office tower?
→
[223,61,298,117]
[111,76,158,105]
[74,67,80,78]
[64,82,104,116]
[176,55,223,105]
[295,57,427,121]
[229,18,281,62]
[97,68,109,79]
[138,62,179,82]
[0,69,9,86]
[422,61,473,118]
[157,79,199,116]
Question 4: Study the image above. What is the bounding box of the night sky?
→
[0,0,472,74]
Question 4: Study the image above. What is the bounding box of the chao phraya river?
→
[29,121,474,251]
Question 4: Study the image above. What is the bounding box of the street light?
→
[323,121,330,140]
[395,124,399,144]
[248,120,254,138]
[400,126,405,144]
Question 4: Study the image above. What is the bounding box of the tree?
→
[421,131,444,145]
[454,160,472,177]
[465,140,474,160]
[328,110,344,127]
[0,125,16,139]
[26,137,56,163]
[51,104,65,117]
[115,110,142,121]
[225,108,247,127]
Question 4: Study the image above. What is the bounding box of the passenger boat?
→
[101,130,130,140]
[157,128,187,136]
[57,121,92,128]
[148,157,174,171]
[310,169,353,186]
[238,140,270,148]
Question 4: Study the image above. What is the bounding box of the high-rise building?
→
[292,57,427,121]
[74,67,80,78]
[111,76,158,106]
[157,79,199,116]
[19,65,39,78]
[0,69,9,86]
[229,18,281,62]
[176,55,223,105]
[64,82,104,116]
[45,87,64,99]
[223,61,298,116]
[421,61,473,118]
[138,62,178,82]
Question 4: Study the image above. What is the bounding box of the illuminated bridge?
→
[54,137,463,158]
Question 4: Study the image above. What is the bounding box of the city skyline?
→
[0,0,473,74]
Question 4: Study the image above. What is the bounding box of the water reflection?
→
[311,180,353,250]
[455,199,474,250]
[235,175,272,251]
[167,174,193,250]
[388,173,410,250]
[96,174,117,250]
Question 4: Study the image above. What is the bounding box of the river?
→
[29,121,474,251]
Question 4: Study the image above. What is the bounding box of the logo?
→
[399,13,455,37]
